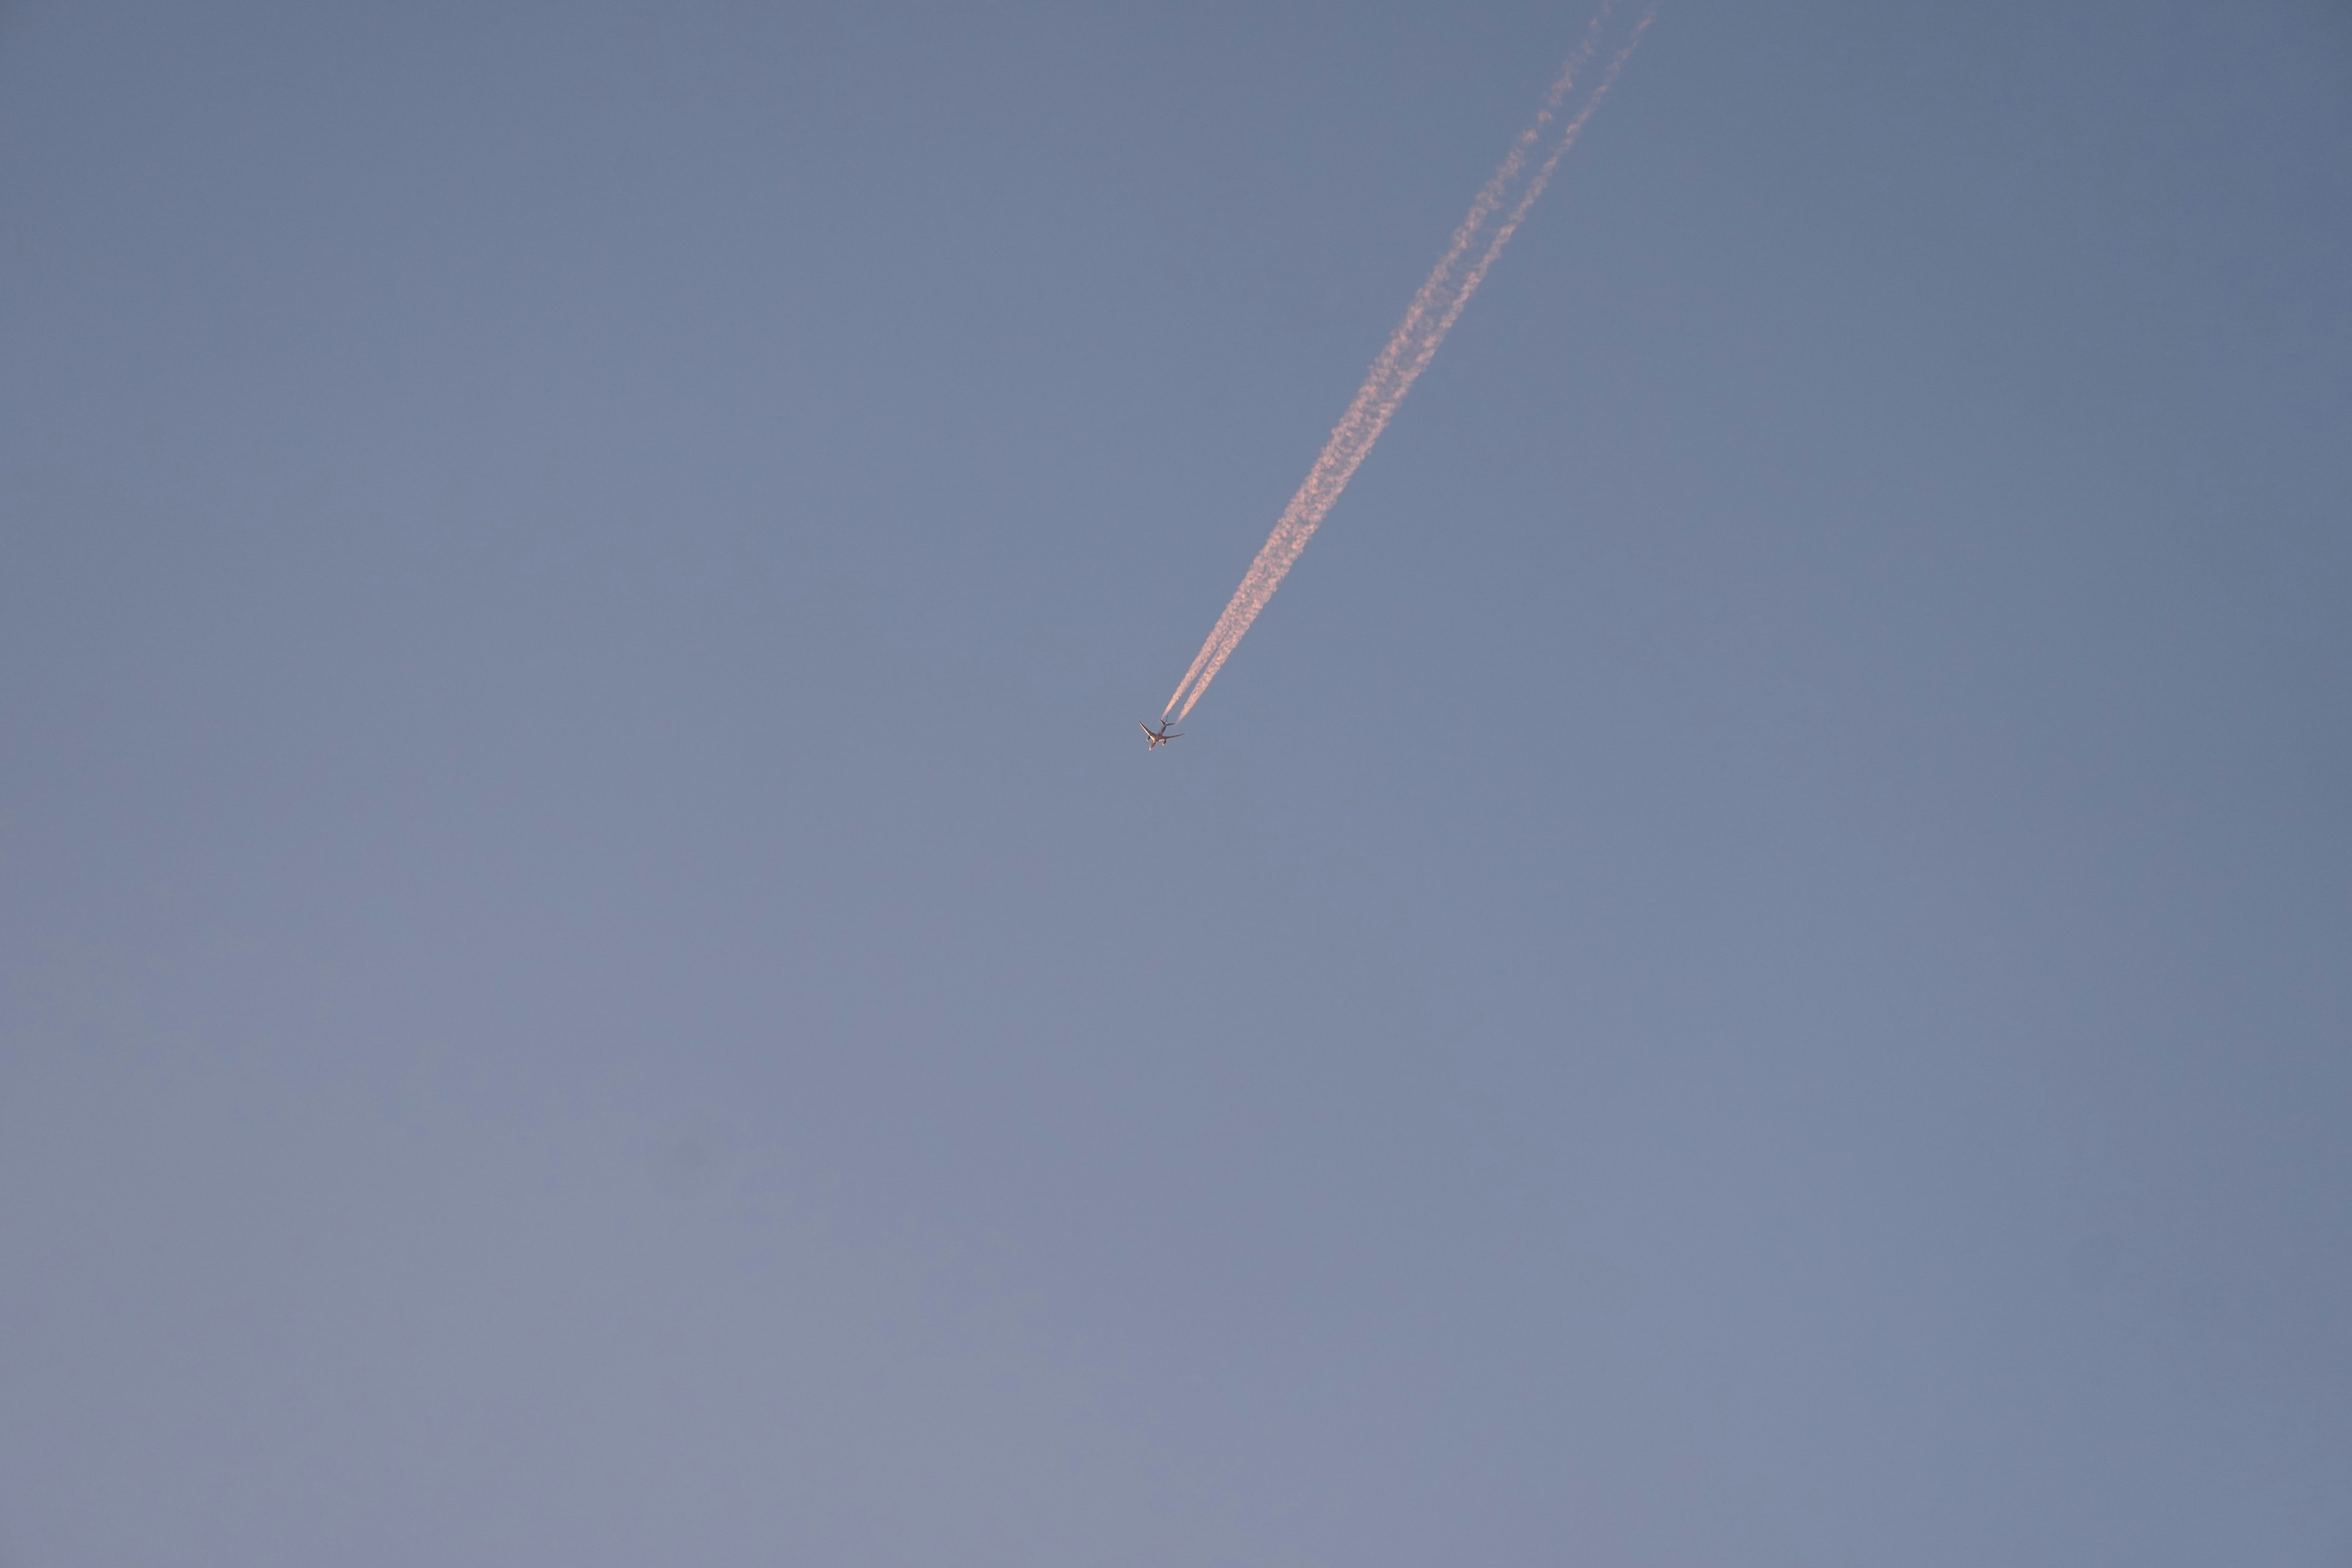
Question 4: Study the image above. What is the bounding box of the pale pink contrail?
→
[1163,7,1656,725]
[1159,6,1610,716]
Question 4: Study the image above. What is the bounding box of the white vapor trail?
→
[1163,5,1656,725]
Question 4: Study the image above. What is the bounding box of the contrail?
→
[1163,6,1656,725]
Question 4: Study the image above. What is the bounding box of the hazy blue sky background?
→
[4,1,2348,1562]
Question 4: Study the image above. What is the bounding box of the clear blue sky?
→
[4,1,2348,1562]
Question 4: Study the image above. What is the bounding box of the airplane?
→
[1140,719,1182,749]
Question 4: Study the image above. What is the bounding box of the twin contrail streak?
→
[1163,5,1656,725]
